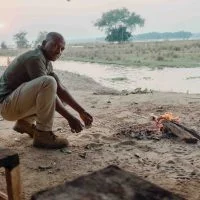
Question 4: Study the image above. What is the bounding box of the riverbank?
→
[1,39,200,68]
[0,67,200,199]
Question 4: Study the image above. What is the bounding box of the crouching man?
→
[0,32,93,149]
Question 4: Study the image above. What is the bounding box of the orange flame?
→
[153,112,180,130]
[157,112,179,122]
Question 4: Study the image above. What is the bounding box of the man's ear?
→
[42,40,47,47]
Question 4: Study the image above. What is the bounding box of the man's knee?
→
[42,76,57,90]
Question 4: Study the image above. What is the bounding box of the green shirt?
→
[0,47,53,103]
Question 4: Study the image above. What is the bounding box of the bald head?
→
[42,32,66,61]
[45,32,65,43]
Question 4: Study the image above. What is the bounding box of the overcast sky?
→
[0,0,200,43]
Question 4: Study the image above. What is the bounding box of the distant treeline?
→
[133,31,192,40]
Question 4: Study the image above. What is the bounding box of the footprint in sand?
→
[84,142,104,150]
[113,140,136,148]
[78,134,93,140]
[173,147,188,155]
[91,133,102,139]
[175,175,191,180]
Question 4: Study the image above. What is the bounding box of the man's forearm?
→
[57,88,85,114]
[56,96,85,133]
[50,72,85,114]
[56,96,75,120]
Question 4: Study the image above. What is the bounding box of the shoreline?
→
[1,65,200,96]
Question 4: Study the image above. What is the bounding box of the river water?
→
[1,56,200,94]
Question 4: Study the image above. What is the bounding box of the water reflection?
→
[55,61,200,94]
[0,56,200,94]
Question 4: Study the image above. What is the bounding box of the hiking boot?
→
[33,130,69,149]
[13,120,36,138]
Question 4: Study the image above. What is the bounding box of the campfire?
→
[151,112,180,130]
[116,112,200,143]
[151,112,200,144]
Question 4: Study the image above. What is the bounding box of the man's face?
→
[43,37,65,61]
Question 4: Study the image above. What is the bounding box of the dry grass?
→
[1,40,200,68]
[61,40,200,68]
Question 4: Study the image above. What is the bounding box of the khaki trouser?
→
[0,76,57,131]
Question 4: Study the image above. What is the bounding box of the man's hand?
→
[79,111,93,128]
[68,116,84,133]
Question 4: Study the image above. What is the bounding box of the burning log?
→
[162,120,198,144]
[172,121,200,140]
[152,112,200,144]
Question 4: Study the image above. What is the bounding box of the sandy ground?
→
[0,67,200,199]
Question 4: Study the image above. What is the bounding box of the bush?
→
[156,56,164,61]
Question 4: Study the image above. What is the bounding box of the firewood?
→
[172,121,200,140]
[162,121,198,144]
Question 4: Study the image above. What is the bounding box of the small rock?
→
[79,152,87,159]
[14,138,20,142]
[166,160,175,164]
[38,165,52,171]
[191,170,197,176]
[84,143,103,150]
[138,158,144,165]
[56,127,62,131]
[134,153,140,158]
[156,163,160,169]
[60,148,72,154]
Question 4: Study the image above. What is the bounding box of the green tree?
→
[34,31,48,47]
[1,41,8,49]
[13,31,29,49]
[106,26,131,42]
[94,8,145,42]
